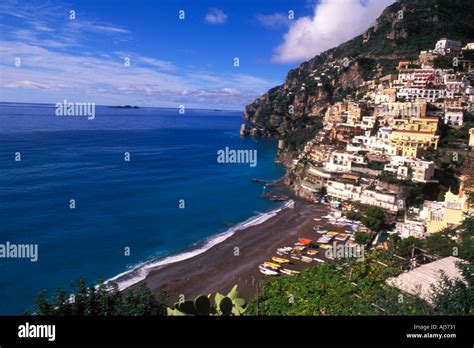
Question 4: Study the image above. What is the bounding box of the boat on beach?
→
[298,237,312,246]
[277,247,292,254]
[280,268,300,276]
[272,257,290,264]
[319,244,332,249]
[314,258,326,263]
[301,256,313,263]
[264,261,281,269]
[259,265,279,276]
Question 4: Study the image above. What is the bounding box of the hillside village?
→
[262,38,474,242]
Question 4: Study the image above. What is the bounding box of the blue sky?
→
[0,0,393,109]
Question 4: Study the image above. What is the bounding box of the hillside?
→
[241,0,474,151]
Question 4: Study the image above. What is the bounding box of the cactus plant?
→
[167,285,247,316]
[214,285,247,315]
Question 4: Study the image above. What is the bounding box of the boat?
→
[313,217,322,221]
[327,231,339,236]
[259,266,279,276]
[301,256,313,263]
[272,257,290,264]
[335,233,349,241]
[319,244,332,249]
[290,255,301,260]
[314,258,326,263]
[307,249,319,256]
[277,247,292,254]
[317,235,333,243]
[298,237,312,246]
[264,262,281,269]
[280,269,294,276]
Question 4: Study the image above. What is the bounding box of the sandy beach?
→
[142,198,338,305]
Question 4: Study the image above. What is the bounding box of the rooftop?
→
[386,256,466,303]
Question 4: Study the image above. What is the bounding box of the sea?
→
[0,102,286,314]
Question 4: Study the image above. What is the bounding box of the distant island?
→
[109,105,140,109]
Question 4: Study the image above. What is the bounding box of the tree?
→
[362,206,386,231]
[395,236,424,258]
[433,55,452,69]
[26,279,167,316]
[431,262,473,315]
[355,231,369,245]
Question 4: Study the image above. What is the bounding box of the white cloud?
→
[67,21,130,34]
[136,56,177,71]
[273,0,394,63]
[256,13,290,29]
[0,1,276,108]
[5,80,51,89]
[205,8,228,24]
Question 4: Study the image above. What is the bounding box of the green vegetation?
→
[439,114,474,149]
[249,246,473,316]
[249,250,434,315]
[361,206,386,232]
[282,116,323,152]
[432,263,473,315]
[367,161,387,171]
[167,285,247,316]
[433,55,453,69]
[26,279,167,316]
[355,231,370,245]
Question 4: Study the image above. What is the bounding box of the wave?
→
[106,200,294,291]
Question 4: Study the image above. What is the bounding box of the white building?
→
[469,128,474,147]
[326,181,404,212]
[326,180,362,201]
[360,188,405,212]
[383,156,436,183]
[444,107,463,127]
[397,87,452,102]
[324,151,366,173]
[434,38,462,55]
[346,127,397,156]
[395,219,426,239]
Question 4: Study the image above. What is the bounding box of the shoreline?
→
[107,199,294,291]
[139,196,338,305]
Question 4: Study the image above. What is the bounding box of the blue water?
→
[0,103,285,314]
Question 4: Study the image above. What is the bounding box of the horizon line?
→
[0,101,243,113]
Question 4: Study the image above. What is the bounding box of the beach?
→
[142,198,332,305]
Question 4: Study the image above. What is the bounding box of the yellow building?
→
[421,183,471,234]
[346,102,362,125]
[390,130,439,158]
[392,116,439,133]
